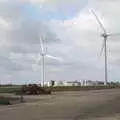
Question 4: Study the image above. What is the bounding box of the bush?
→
[0,99,10,105]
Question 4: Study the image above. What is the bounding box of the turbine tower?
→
[91,9,120,85]
[40,37,46,87]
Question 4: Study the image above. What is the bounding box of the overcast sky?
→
[0,0,120,84]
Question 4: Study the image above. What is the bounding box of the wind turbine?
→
[91,9,120,85]
[32,37,63,87]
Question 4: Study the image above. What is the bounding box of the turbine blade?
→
[91,9,107,33]
[0,17,9,27]
[39,37,47,55]
[40,37,44,53]
[108,33,120,36]
[32,64,38,71]
[46,54,63,62]
[35,56,41,63]
[99,40,105,59]
[32,55,41,63]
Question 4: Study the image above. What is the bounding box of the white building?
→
[81,80,104,86]
[49,80,81,87]
[81,80,86,86]
[64,81,81,86]
[39,80,104,87]
[54,81,64,86]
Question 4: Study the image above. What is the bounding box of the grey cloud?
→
[109,58,120,67]
[8,44,37,53]
[0,55,24,72]
[6,20,60,49]
[0,1,23,21]
[8,44,44,54]
[0,1,60,54]
[1,0,120,83]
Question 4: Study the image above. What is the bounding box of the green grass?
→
[0,85,120,93]
[0,99,10,105]
[50,86,118,92]
[0,87,20,93]
[50,85,120,92]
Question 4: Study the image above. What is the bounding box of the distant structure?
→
[40,80,105,87]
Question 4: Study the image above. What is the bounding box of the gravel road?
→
[0,89,120,120]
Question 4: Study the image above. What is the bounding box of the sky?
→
[0,0,120,84]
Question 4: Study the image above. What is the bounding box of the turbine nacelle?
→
[100,33,108,38]
[40,52,47,56]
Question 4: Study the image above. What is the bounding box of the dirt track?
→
[1,89,120,120]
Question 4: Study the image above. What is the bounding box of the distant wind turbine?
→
[91,9,120,85]
[32,37,63,87]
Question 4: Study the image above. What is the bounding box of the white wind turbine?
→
[91,9,120,85]
[32,37,63,87]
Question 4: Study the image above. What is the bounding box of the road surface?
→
[0,89,120,120]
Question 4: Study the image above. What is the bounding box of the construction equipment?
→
[20,84,51,95]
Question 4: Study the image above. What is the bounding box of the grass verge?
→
[0,85,120,93]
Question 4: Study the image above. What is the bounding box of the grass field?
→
[0,87,20,93]
[51,85,120,91]
[0,85,120,93]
